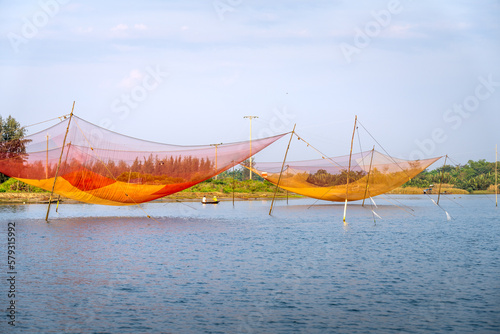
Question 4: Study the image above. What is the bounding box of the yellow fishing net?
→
[251,150,441,202]
[0,116,286,205]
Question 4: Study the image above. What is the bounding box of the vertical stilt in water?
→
[45,102,75,222]
[437,155,448,205]
[269,125,296,215]
[232,161,235,208]
[45,134,49,179]
[496,144,498,207]
[343,116,357,224]
[286,167,289,205]
[362,146,375,207]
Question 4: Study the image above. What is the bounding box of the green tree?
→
[0,115,28,183]
[241,159,264,181]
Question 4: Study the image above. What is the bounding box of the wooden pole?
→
[210,143,222,179]
[362,146,375,206]
[286,166,289,205]
[343,116,357,224]
[232,161,235,207]
[496,144,498,207]
[436,155,448,205]
[269,125,296,216]
[45,134,49,179]
[244,116,258,180]
[45,102,75,222]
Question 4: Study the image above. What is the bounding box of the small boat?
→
[202,200,220,204]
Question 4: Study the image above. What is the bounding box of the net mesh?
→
[251,150,441,202]
[0,116,285,205]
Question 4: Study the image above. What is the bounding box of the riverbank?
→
[2,187,494,204]
[388,185,470,195]
[1,179,495,204]
[0,191,295,204]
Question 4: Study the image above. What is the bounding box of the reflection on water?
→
[0,196,499,333]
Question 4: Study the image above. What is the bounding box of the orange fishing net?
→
[0,116,285,205]
[251,150,441,202]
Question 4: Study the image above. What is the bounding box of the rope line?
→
[293,131,344,169]
[357,120,416,179]
[379,195,415,216]
[22,114,71,129]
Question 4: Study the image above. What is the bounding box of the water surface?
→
[0,195,499,333]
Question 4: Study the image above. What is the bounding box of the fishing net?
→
[251,150,441,202]
[0,115,286,205]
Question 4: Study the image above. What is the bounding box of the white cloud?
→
[134,23,147,30]
[111,24,128,32]
[384,24,420,38]
[76,26,93,34]
[118,69,144,89]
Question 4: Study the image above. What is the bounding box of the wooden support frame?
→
[45,101,75,222]
[269,125,296,215]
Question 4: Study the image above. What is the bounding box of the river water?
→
[0,195,499,333]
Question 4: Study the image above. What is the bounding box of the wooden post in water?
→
[269,125,296,216]
[45,102,75,222]
[210,143,223,179]
[362,146,375,207]
[437,155,448,205]
[343,116,357,224]
[45,134,49,179]
[232,161,235,207]
[496,144,498,207]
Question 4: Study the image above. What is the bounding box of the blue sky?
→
[1,0,499,165]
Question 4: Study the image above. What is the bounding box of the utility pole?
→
[243,116,258,180]
[210,143,223,179]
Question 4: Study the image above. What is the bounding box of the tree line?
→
[404,159,498,192]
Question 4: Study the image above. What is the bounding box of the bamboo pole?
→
[269,125,296,215]
[45,134,49,179]
[286,165,289,205]
[362,146,375,207]
[210,143,222,179]
[436,155,448,205]
[45,102,75,222]
[232,161,235,207]
[244,116,258,180]
[343,116,357,224]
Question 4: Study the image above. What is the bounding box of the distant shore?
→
[1,186,495,204]
[0,191,294,204]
